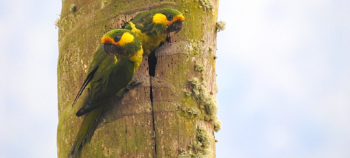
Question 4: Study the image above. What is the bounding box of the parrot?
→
[124,8,185,55]
[68,29,143,158]
[71,8,184,106]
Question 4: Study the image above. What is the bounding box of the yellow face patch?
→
[118,32,135,46]
[153,13,185,27]
[101,32,134,47]
[152,13,168,25]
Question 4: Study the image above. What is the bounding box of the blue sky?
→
[0,0,349,157]
[0,0,60,157]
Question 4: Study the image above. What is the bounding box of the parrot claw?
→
[117,81,144,98]
[128,80,144,89]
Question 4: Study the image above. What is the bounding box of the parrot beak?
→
[167,21,183,33]
[103,43,122,57]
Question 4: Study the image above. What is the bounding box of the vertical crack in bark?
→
[148,52,157,77]
[148,53,157,156]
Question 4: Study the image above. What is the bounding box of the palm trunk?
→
[57,0,220,157]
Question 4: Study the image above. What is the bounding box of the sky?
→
[0,0,349,158]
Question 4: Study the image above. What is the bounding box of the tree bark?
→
[57,0,220,157]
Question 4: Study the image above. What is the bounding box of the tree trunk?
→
[57,0,220,157]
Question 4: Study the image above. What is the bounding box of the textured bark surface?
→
[57,0,219,157]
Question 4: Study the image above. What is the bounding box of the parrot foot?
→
[117,81,144,97]
[128,80,144,89]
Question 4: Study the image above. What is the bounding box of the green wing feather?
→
[76,58,134,116]
[72,45,108,106]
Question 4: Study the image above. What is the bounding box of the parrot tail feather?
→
[68,107,104,158]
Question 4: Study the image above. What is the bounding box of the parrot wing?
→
[124,10,151,30]
[72,45,108,106]
[75,58,134,117]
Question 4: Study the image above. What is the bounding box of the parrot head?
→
[133,8,184,36]
[101,29,141,58]
[152,8,185,34]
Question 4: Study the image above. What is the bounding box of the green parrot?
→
[72,8,184,106]
[124,8,185,55]
[68,29,143,158]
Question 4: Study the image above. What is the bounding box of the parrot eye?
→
[114,36,121,42]
[166,15,173,21]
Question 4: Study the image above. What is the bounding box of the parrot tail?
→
[68,107,104,158]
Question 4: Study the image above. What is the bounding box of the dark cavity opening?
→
[148,51,157,77]
[148,50,157,156]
